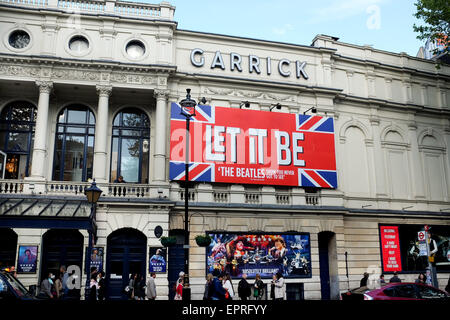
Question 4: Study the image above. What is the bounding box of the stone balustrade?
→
[0,0,175,20]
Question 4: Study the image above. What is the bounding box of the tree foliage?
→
[413,0,450,53]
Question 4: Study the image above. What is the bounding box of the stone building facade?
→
[0,0,449,300]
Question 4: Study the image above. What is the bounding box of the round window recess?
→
[8,30,30,49]
[69,36,89,54]
[126,40,145,59]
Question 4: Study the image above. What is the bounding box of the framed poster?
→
[379,224,450,273]
[85,247,104,273]
[17,245,38,273]
[149,247,167,273]
[206,232,312,279]
[379,226,402,272]
[170,103,337,188]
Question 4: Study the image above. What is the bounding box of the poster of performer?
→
[149,247,167,273]
[206,233,311,278]
[17,245,38,273]
[85,247,104,273]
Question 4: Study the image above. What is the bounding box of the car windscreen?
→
[417,285,449,300]
[2,273,29,297]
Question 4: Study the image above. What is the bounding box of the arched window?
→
[111,108,150,183]
[0,101,36,179]
[53,105,95,181]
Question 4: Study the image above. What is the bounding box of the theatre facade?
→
[0,0,449,300]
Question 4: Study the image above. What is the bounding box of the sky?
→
[134,0,426,57]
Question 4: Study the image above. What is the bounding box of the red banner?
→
[380,226,402,272]
[169,103,337,188]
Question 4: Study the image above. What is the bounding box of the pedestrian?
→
[270,274,276,300]
[54,271,63,299]
[389,272,401,283]
[273,272,285,300]
[88,273,98,301]
[379,274,386,286]
[133,273,144,300]
[60,265,69,297]
[222,273,234,300]
[238,273,251,301]
[415,273,426,284]
[203,273,213,300]
[210,269,226,300]
[128,273,136,300]
[174,271,184,300]
[38,272,55,299]
[360,272,369,287]
[146,272,157,300]
[253,273,264,300]
[97,271,106,301]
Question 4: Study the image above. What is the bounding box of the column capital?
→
[96,85,112,97]
[35,81,53,94]
[154,89,169,100]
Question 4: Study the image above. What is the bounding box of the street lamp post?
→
[84,179,103,300]
[178,89,206,300]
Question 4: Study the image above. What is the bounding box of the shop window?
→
[0,101,36,179]
[52,105,95,182]
[110,108,150,184]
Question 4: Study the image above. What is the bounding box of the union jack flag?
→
[170,102,215,123]
[296,115,334,133]
[170,161,215,182]
[298,169,337,188]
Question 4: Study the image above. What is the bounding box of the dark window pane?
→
[111,138,118,182]
[7,132,29,152]
[89,112,95,125]
[417,285,447,299]
[395,285,417,298]
[66,127,85,134]
[63,136,85,181]
[141,139,149,184]
[67,109,87,124]
[113,114,120,126]
[123,112,142,127]
[121,130,140,136]
[120,138,139,183]
[10,105,32,121]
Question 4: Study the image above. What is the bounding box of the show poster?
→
[149,247,167,273]
[17,245,38,273]
[206,233,311,278]
[169,103,337,188]
[85,247,104,273]
[380,226,402,272]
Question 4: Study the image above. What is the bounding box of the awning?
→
[0,197,96,234]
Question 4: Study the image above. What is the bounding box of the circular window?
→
[69,36,89,54]
[126,40,145,59]
[8,30,30,49]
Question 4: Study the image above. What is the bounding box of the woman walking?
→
[203,273,213,300]
[253,273,264,300]
[273,272,285,300]
[222,273,234,300]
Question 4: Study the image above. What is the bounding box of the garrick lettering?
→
[190,49,309,80]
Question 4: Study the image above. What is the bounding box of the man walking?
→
[360,272,369,287]
[146,272,157,300]
[210,269,226,300]
[389,272,401,283]
[60,265,69,297]
[238,273,251,300]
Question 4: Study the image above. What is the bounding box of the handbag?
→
[253,288,259,297]
[225,290,230,299]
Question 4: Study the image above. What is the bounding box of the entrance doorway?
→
[318,231,339,300]
[41,229,83,282]
[0,228,18,269]
[106,228,147,300]
[167,230,185,300]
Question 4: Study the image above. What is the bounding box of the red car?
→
[341,283,450,301]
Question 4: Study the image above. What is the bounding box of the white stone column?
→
[369,115,388,197]
[153,89,169,182]
[93,85,112,183]
[30,81,53,181]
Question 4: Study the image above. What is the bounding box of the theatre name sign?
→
[189,49,309,80]
[169,104,337,189]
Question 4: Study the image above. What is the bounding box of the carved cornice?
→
[35,81,53,94]
[203,87,295,102]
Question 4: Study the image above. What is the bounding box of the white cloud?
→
[272,24,294,36]
[306,0,388,24]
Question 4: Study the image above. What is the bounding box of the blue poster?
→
[206,233,311,278]
[149,248,167,273]
[17,245,38,273]
[86,247,104,273]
